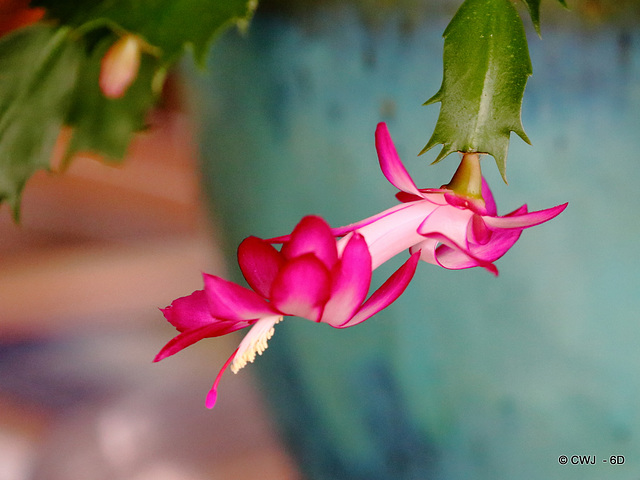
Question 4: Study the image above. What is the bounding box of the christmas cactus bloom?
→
[154,215,419,408]
[328,123,568,275]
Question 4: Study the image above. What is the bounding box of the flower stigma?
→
[231,315,282,373]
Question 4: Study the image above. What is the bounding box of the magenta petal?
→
[469,227,523,262]
[160,289,212,332]
[153,321,250,362]
[338,251,420,328]
[238,236,285,298]
[271,253,331,322]
[481,178,497,216]
[321,233,372,327]
[280,216,338,270]
[376,123,421,196]
[483,203,568,230]
[434,243,501,275]
[421,231,500,273]
[469,214,492,245]
[442,179,497,216]
[203,273,278,321]
[433,226,523,274]
[396,191,425,203]
[432,244,482,270]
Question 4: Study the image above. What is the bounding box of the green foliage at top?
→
[32,0,256,66]
[0,0,256,219]
[421,0,532,181]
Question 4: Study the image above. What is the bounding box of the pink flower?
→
[99,34,142,99]
[154,215,419,408]
[327,123,568,275]
[156,122,567,408]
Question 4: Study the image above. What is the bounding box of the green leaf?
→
[62,33,157,166]
[520,0,542,35]
[32,0,258,66]
[421,0,532,182]
[0,1,257,218]
[519,0,568,36]
[0,25,81,219]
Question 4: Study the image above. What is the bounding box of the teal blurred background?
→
[196,2,640,479]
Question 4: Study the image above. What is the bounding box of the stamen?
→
[231,315,282,374]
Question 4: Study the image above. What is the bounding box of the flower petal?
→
[409,237,439,264]
[203,273,278,322]
[395,191,425,203]
[355,200,439,270]
[153,321,250,362]
[320,233,372,327]
[338,251,420,328]
[238,236,285,298]
[418,204,474,249]
[280,216,338,270]
[271,253,331,322]
[160,289,212,332]
[428,226,521,275]
[330,201,420,238]
[481,178,497,216]
[419,231,500,274]
[397,189,452,204]
[482,202,568,230]
[376,122,421,196]
[441,178,496,216]
[469,214,492,245]
[271,197,442,243]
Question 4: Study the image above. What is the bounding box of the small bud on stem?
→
[99,34,142,99]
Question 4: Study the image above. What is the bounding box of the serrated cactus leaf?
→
[0,25,81,219]
[519,0,568,36]
[422,0,532,181]
[520,0,542,35]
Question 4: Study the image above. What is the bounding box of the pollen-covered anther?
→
[231,315,282,374]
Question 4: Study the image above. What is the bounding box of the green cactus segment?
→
[520,0,542,35]
[0,25,81,219]
[32,0,258,66]
[421,0,532,182]
[519,0,569,36]
[0,1,257,218]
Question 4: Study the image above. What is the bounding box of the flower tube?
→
[326,123,568,275]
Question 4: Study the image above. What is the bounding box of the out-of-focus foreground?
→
[0,82,301,480]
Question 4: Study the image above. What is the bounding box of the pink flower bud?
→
[99,34,142,99]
